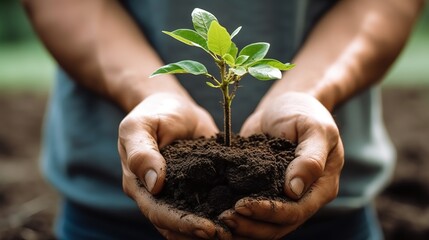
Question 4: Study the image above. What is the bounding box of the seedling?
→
[151,8,295,146]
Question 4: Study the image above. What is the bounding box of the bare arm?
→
[23,0,190,112]
[261,0,425,111]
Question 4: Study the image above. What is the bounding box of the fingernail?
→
[235,206,252,216]
[144,169,157,192]
[290,178,304,197]
[193,229,210,239]
[223,219,237,229]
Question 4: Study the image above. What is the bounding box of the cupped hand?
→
[118,93,230,239]
[220,92,344,239]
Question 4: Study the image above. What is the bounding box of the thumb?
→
[119,118,167,195]
[284,136,328,199]
[122,135,166,195]
[239,111,263,137]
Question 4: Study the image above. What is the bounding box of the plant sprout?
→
[150,8,295,146]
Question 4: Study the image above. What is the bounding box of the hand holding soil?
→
[117,93,229,239]
[218,92,344,239]
[241,92,344,200]
[116,92,344,240]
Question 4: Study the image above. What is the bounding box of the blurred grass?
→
[0,4,427,92]
[0,41,55,92]
[382,9,429,88]
[0,0,54,93]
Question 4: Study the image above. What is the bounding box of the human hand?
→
[219,92,344,239]
[118,93,230,239]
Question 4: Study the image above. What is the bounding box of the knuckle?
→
[324,123,339,138]
[118,116,137,134]
[119,114,159,136]
[127,151,145,172]
[305,156,325,177]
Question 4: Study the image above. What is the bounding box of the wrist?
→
[107,70,192,112]
[260,65,352,113]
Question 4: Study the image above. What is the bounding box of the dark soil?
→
[0,87,428,240]
[158,134,296,220]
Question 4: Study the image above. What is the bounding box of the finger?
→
[119,116,166,194]
[157,227,210,240]
[284,122,340,199]
[239,112,263,137]
[230,143,343,226]
[233,172,340,225]
[285,143,326,199]
[323,138,345,177]
[118,141,139,199]
[157,228,193,240]
[214,224,233,240]
[233,198,303,225]
[156,218,233,240]
[219,210,293,240]
[303,140,344,203]
[193,106,220,139]
[129,179,217,239]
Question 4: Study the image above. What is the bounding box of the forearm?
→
[23,0,189,112]
[261,0,424,112]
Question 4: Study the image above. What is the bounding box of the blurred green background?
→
[0,1,428,92]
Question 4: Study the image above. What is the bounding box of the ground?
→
[0,87,428,240]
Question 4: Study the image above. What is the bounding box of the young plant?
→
[150,8,295,146]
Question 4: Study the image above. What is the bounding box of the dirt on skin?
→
[158,134,296,220]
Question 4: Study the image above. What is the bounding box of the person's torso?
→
[42,0,394,215]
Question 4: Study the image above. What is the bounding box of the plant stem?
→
[219,61,232,146]
[222,86,232,146]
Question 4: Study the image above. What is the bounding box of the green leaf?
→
[250,59,295,70]
[239,42,270,65]
[228,42,238,60]
[207,21,232,56]
[235,55,249,65]
[248,64,282,80]
[223,54,235,66]
[230,26,242,39]
[191,8,218,39]
[231,66,247,76]
[162,29,208,51]
[206,82,220,88]
[150,60,208,77]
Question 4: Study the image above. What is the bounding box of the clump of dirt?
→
[157,134,296,220]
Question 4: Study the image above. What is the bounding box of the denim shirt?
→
[42,0,395,217]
